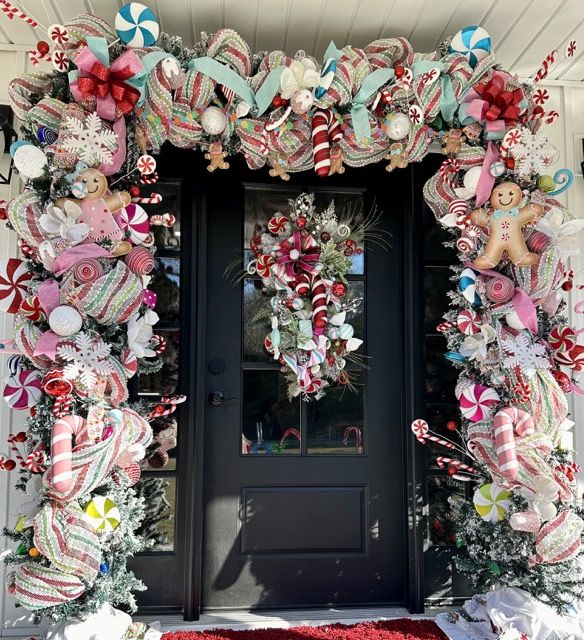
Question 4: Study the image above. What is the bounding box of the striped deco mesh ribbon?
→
[10,563,85,610]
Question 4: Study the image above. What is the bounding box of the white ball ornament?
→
[11,142,48,180]
[290,89,314,114]
[200,106,228,135]
[48,305,83,337]
[383,112,412,141]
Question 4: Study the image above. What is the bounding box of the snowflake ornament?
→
[60,112,118,166]
[57,332,113,387]
[509,127,559,178]
[502,332,551,376]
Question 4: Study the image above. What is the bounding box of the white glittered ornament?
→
[383,112,411,140]
[12,143,48,180]
[200,106,228,135]
[290,89,314,114]
[48,305,83,337]
[455,165,483,199]
[505,311,526,331]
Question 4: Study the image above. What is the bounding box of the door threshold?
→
[136,606,451,633]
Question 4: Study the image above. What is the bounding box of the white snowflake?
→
[502,332,551,375]
[510,127,559,178]
[57,332,113,388]
[60,112,118,166]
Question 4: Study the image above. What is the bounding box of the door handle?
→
[208,390,238,406]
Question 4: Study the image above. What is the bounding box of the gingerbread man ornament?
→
[470,182,544,269]
[57,168,132,257]
[205,142,230,172]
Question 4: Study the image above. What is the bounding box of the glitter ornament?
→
[11,142,47,180]
[200,106,228,135]
[382,112,411,141]
[48,306,83,337]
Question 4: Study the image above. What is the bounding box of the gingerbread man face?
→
[77,168,108,200]
[490,182,523,211]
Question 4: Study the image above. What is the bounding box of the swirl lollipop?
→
[115,2,159,48]
[0,258,32,313]
[3,369,42,410]
[115,204,151,245]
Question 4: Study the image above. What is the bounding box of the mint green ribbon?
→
[410,61,457,123]
[351,68,395,141]
[188,57,284,116]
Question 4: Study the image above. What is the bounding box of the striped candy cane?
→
[53,394,72,418]
[0,1,39,26]
[49,415,88,493]
[493,407,535,480]
[439,158,460,189]
[343,426,363,448]
[150,213,176,227]
[295,273,311,295]
[140,171,159,185]
[533,50,558,84]
[311,109,342,177]
[436,457,477,475]
[311,276,328,333]
[132,193,162,204]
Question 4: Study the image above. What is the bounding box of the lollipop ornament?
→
[115,2,160,48]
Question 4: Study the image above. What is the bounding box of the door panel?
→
[202,159,407,610]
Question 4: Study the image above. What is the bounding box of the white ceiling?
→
[3,0,584,81]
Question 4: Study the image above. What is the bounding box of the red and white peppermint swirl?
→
[267,215,289,234]
[137,154,156,175]
[52,50,69,72]
[549,326,577,352]
[48,24,69,45]
[411,419,429,439]
[457,309,481,335]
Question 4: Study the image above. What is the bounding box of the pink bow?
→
[275,231,321,280]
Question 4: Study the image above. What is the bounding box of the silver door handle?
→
[208,390,237,406]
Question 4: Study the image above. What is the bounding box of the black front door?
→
[201,157,407,610]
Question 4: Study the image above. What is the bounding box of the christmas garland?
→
[0,3,581,632]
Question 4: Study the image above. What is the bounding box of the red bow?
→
[276,231,321,279]
[474,76,524,126]
[77,60,140,116]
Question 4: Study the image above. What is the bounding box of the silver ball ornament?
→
[200,106,228,135]
[48,305,83,337]
[290,89,314,115]
[383,112,412,141]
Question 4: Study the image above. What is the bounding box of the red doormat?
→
[162,619,447,640]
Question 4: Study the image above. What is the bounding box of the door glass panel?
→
[138,329,180,397]
[307,380,365,454]
[427,475,465,546]
[243,278,271,363]
[149,257,180,325]
[242,370,301,455]
[424,266,451,333]
[135,476,176,552]
[142,180,182,252]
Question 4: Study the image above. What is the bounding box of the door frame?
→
[178,152,428,620]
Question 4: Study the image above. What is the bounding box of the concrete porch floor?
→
[2,606,453,638]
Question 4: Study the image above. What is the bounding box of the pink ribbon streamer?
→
[37,279,60,316]
[475,141,498,207]
[33,330,60,360]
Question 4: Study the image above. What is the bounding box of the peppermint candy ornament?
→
[116,204,150,245]
[549,326,576,352]
[457,309,481,335]
[485,276,514,304]
[19,295,45,322]
[256,254,274,278]
[84,496,120,533]
[449,26,492,68]
[459,383,500,422]
[52,50,69,72]
[458,267,480,306]
[473,483,511,523]
[4,370,42,410]
[411,418,429,440]
[0,259,32,313]
[267,215,289,234]
[137,154,156,175]
[48,24,69,45]
[115,2,159,48]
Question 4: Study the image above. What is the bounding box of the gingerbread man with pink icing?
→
[470,181,544,269]
[57,168,132,257]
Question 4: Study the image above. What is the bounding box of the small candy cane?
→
[436,457,478,475]
[533,49,559,83]
[147,395,186,420]
[436,321,456,332]
[150,213,175,227]
[140,171,159,185]
[265,106,292,132]
[420,434,457,450]
[151,334,167,354]
[53,394,72,418]
[132,193,162,204]
[24,446,45,473]
[28,50,51,67]
[7,432,27,467]
[439,158,460,188]
[544,110,560,125]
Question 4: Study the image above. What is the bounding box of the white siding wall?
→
[0,52,581,633]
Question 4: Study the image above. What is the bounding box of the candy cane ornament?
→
[533,50,559,83]
[493,407,535,481]
[131,193,162,204]
[49,415,88,493]
[311,276,328,333]
[311,109,343,177]
[0,1,39,26]
[140,171,159,185]
[436,457,478,475]
[150,213,175,227]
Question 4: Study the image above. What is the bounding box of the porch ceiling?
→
[4,0,584,81]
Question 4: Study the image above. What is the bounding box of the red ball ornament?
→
[272,96,287,108]
[29,407,37,417]
[327,355,335,367]
[296,216,307,229]
[37,40,50,56]
[446,420,458,432]
[504,156,515,170]
[344,247,354,256]
[562,281,574,292]
[552,369,572,393]
[3,459,16,471]
[448,465,457,476]
[0,203,7,221]
[332,282,347,297]
[154,404,165,415]
[129,184,141,197]
[42,370,73,398]
[14,431,27,443]
[394,63,405,79]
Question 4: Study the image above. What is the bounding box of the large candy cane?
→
[311,276,328,334]
[311,109,342,177]
[50,415,88,493]
[493,407,535,480]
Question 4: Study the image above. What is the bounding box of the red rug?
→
[162,619,447,640]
